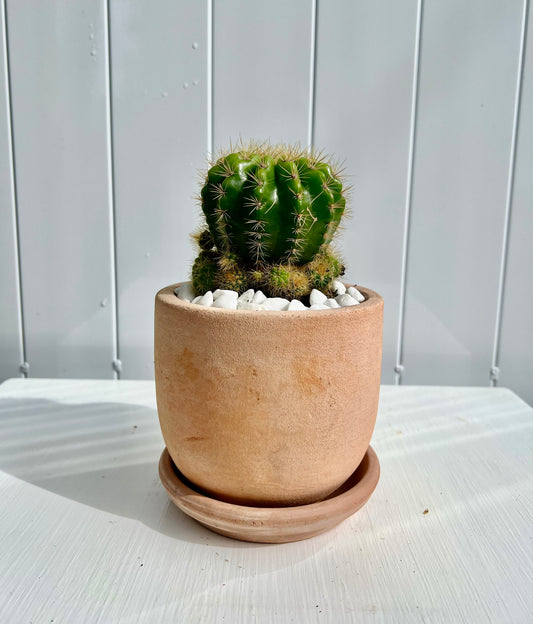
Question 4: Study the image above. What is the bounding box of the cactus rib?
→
[201,145,346,265]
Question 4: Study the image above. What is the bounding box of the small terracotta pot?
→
[154,284,383,506]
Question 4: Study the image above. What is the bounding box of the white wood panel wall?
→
[110,0,207,379]
[0,0,23,381]
[213,0,312,146]
[3,0,116,379]
[401,0,526,388]
[1,0,531,404]
[499,1,533,405]
[314,0,418,382]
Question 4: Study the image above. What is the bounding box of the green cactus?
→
[191,142,348,299]
[191,251,218,294]
[200,143,346,265]
[307,250,345,292]
[195,228,215,251]
[264,265,310,299]
[191,245,345,299]
[216,264,249,293]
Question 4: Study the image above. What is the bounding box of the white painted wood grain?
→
[313,0,418,383]
[499,2,533,407]
[6,0,115,378]
[0,0,22,381]
[213,0,312,147]
[0,379,531,623]
[110,0,207,379]
[402,0,526,387]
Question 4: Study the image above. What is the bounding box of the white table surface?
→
[0,379,531,623]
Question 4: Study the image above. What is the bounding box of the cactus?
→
[195,228,215,252]
[266,265,310,299]
[191,244,345,299]
[192,142,348,299]
[307,250,345,292]
[191,251,218,294]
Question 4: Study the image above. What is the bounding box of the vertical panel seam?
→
[2,0,27,377]
[490,0,530,387]
[307,0,318,149]
[395,0,423,385]
[207,0,213,158]
[104,0,120,379]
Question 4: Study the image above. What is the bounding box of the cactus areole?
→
[193,143,349,299]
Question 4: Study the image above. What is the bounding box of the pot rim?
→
[157,282,383,318]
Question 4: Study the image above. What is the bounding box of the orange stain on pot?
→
[178,347,202,382]
[293,360,326,395]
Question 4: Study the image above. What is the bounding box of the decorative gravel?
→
[174,281,365,311]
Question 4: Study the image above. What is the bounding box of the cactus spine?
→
[192,142,348,299]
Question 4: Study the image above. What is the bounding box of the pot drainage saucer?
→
[158,446,380,543]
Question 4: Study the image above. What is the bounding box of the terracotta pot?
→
[154,283,383,506]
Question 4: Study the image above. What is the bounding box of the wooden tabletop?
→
[0,378,531,623]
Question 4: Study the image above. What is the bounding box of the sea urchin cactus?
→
[192,141,348,299]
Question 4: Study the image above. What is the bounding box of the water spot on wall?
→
[192,42,199,50]
[183,82,189,89]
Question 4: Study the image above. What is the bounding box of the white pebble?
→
[309,289,327,306]
[212,293,237,309]
[263,297,290,311]
[325,298,341,308]
[175,282,195,302]
[336,293,359,307]
[213,289,238,300]
[288,299,308,311]
[347,286,365,302]
[197,291,214,306]
[238,289,255,303]
[237,301,263,311]
[333,280,346,295]
[192,295,202,304]
[252,290,267,304]
[310,303,330,310]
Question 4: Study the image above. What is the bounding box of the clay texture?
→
[158,446,380,543]
[154,283,383,506]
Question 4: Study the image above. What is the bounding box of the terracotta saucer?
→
[158,446,380,543]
